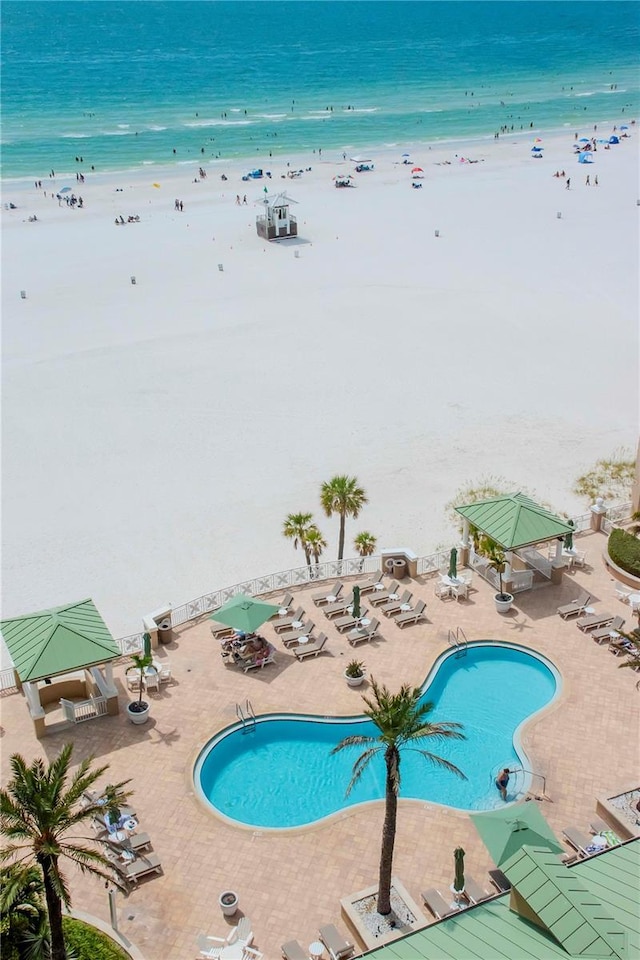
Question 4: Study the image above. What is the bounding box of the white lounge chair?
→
[557,591,591,619]
[334,610,369,633]
[421,888,456,920]
[281,940,308,960]
[352,570,383,594]
[380,589,412,617]
[348,618,380,646]
[394,599,427,628]
[318,924,354,960]
[273,607,305,632]
[312,582,344,606]
[294,634,327,660]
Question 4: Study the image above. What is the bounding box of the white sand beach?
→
[2,129,638,637]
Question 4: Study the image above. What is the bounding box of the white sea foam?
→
[61,133,91,139]
[349,107,380,113]
[117,124,130,129]
[102,130,133,136]
[258,114,287,120]
[575,92,597,98]
[183,119,255,128]
[300,116,331,122]
[147,125,167,131]
[142,160,155,165]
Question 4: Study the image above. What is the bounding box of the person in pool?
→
[495,768,510,801]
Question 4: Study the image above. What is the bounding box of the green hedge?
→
[62,918,130,960]
[608,527,640,578]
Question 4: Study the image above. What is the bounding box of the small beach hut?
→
[0,598,121,738]
[255,191,298,240]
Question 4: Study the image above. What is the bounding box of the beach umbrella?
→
[531,147,543,152]
[470,804,564,867]
[564,520,574,552]
[534,137,543,143]
[59,186,73,193]
[352,585,361,620]
[448,547,458,580]
[620,125,629,130]
[453,847,465,894]
[411,167,423,173]
[402,153,411,158]
[578,138,590,143]
[209,594,279,634]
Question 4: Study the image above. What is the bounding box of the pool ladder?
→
[448,626,468,657]
[236,699,256,733]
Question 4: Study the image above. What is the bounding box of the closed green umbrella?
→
[209,594,279,634]
[470,803,563,866]
[453,847,465,893]
[448,547,458,580]
[352,585,361,620]
[564,520,575,551]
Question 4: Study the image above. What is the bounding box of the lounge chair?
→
[591,616,625,643]
[197,934,224,958]
[104,832,152,854]
[463,875,493,905]
[210,621,235,640]
[281,940,308,960]
[83,790,136,819]
[199,917,254,957]
[106,849,162,886]
[318,924,354,960]
[272,592,294,615]
[576,611,614,632]
[557,591,591,619]
[369,581,400,606]
[609,637,635,656]
[243,644,275,671]
[488,869,511,893]
[334,610,369,633]
[294,633,327,660]
[312,582,344,606]
[562,826,598,857]
[352,570,384,594]
[421,888,457,920]
[273,607,305,632]
[324,599,352,619]
[380,589,412,617]
[348,618,380,646]
[394,599,427,628]
[590,818,621,844]
[279,621,315,647]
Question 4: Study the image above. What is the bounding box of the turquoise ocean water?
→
[2,1,639,179]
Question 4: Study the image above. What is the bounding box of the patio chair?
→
[562,826,598,857]
[157,661,172,683]
[488,869,511,893]
[348,618,380,646]
[557,591,591,619]
[435,581,452,600]
[243,645,275,672]
[380,589,412,616]
[281,940,308,960]
[104,832,152,855]
[576,611,614,633]
[591,616,625,643]
[200,916,254,955]
[312,582,344,606]
[452,582,468,601]
[369,581,400,606]
[589,818,621,844]
[393,599,427,628]
[106,849,162,886]
[273,607,305,632]
[272,592,293,616]
[294,633,327,660]
[85,792,136,819]
[334,610,369,633]
[324,598,352,619]
[463,875,493,905]
[615,585,632,603]
[197,934,224,958]
[126,673,144,693]
[279,621,315,647]
[421,888,457,920]
[144,668,160,692]
[572,550,587,568]
[353,570,384,594]
[318,923,354,960]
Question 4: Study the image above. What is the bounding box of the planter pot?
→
[494,593,514,614]
[126,701,150,725]
[345,672,365,687]
[219,890,238,917]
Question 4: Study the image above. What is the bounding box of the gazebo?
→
[0,598,121,738]
[455,492,575,592]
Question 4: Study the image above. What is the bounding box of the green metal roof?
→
[501,845,626,957]
[455,493,574,550]
[362,840,640,960]
[0,599,120,683]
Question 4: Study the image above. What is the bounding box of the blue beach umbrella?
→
[578,138,590,143]
[620,125,629,130]
[531,146,543,152]
[59,186,73,193]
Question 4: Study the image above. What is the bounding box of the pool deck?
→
[1,529,639,959]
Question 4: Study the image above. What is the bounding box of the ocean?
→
[2,0,639,179]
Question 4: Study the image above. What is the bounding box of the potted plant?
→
[125,632,153,724]
[344,658,365,687]
[218,890,239,917]
[488,548,514,613]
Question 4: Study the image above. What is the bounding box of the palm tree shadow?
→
[149,725,180,747]
[509,616,534,633]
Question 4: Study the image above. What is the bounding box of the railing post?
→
[590,497,607,532]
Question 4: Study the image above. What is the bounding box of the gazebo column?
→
[459,518,471,567]
[550,540,565,585]
[24,681,47,739]
[102,663,120,717]
[503,550,514,594]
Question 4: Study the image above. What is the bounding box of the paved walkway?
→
[1,530,639,959]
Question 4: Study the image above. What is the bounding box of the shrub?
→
[573,449,634,504]
[62,917,130,960]
[608,528,640,578]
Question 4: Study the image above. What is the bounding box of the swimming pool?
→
[195,642,559,829]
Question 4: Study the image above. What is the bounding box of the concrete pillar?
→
[461,519,470,549]
[590,497,607,532]
[106,695,120,717]
[460,519,471,567]
[23,681,45,719]
[631,439,640,515]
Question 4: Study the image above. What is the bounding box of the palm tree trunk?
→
[39,855,66,960]
[338,512,346,561]
[377,751,398,915]
[303,546,311,567]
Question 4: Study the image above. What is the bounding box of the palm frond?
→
[345,748,379,796]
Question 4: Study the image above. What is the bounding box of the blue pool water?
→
[195,643,559,829]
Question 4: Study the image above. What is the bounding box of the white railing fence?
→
[60,696,108,724]
[517,546,552,580]
[570,512,592,533]
[0,668,18,692]
[416,550,451,576]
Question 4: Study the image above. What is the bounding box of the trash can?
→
[384,558,396,574]
[157,619,172,644]
[393,558,408,580]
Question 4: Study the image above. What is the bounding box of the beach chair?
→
[591,616,625,643]
[608,637,634,657]
[562,826,596,857]
[348,618,380,646]
[104,832,152,855]
[369,581,400,606]
[243,645,275,672]
[488,869,511,893]
[589,818,620,844]
[463,875,493,905]
[421,888,456,920]
[273,607,305,632]
[557,592,591,619]
[353,570,384,594]
[312,582,344,606]
[197,934,224,958]
[393,599,427,628]
[294,634,327,660]
[380,589,412,617]
[334,610,369,633]
[324,598,352,619]
[106,849,162,886]
[576,612,614,632]
[84,792,136,820]
[615,585,632,603]
[318,924,354,960]
[210,621,235,640]
[281,940,308,960]
[279,621,315,647]
[272,592,294,615]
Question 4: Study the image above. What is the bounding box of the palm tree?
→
[0,863,49,958]
[320,475,368,561]
[354,531,377,557]
[617,624,640,687]
[332,679,466,915]
[305,526,327,565]
[282,512,315,567]
[0,744,130,960]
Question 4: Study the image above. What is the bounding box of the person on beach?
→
[495,769,510,801]
[243,195,247,205]
[595,175,598,186]
[566,178,571,189]
[236,195,241,205]
[585,175,590,186]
